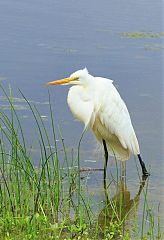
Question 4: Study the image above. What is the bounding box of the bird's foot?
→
[143,170,150,176]
[142,171,150,181]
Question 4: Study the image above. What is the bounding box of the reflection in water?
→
[98,176,146,238]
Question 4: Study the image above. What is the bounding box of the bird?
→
[47,68,149,181]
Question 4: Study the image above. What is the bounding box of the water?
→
[0,0,163,231]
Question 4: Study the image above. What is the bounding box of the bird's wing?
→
[96,80,140,155]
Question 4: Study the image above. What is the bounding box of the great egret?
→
[47,68,149,180]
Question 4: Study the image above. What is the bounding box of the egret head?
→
[47,68,90,86]
[70,68,89,81]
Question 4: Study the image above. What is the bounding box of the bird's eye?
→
[72,76,79,81]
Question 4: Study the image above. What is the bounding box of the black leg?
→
[103,140,108,187]
[137,154,150,178]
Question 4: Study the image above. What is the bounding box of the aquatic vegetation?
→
[0,85,163,239]
[120,31,164,39]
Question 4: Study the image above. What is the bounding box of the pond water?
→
[0,0,163,234]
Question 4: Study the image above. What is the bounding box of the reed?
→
[0,86,162,239]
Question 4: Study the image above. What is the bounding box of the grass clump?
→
[120,31,164,39]
[0,85,163,239]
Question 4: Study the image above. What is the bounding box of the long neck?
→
[67,78,95,128]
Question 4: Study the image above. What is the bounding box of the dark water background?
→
[0,0,163,230]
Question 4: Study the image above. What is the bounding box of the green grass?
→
[120,31,164,39]
[0,85,163,239]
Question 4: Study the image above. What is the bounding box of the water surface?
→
[0,0,163,232]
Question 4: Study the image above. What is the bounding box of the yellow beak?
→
[47,76,79,86]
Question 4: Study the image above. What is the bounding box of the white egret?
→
[47,68,149,180]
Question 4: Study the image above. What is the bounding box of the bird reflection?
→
[98,175,147,237]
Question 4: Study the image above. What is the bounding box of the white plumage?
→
[47,68,149,178]
[67,68,139,161]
